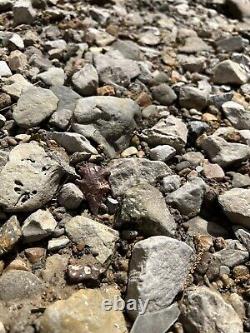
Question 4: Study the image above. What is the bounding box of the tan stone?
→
[40,287,128,333]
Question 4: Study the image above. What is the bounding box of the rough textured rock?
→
[65,215,119,264]
[130,303,180,333]
[0,270,43,301]
[180,286,243,333]
[117,183,176,236]
[58,183,84,210]
[13,0,36,26]
[0,216,22,256]
[73,96,140,157]
[149,145,176,161]
[22,209,57,242]
[179,85,208,111]
[0,142,63,212]
[13,86,59,128]
[108,158,171,197]
[72,64,99,96]
[201,135,250,167]
[219,188,250,229]
[142,116,188,152]
[39,287,128,333]
[48,132,98,154]
[222,101,250,130]
[37,67,65,86]
[151,84,177,106]
[166,177,206,217]
[126,236,193,319]
[213,60,248,85]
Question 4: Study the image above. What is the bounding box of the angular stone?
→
[233,226,250,251]
[183,216,229,238]
[179,85,208,111]
[166,177,206,217]
[65,215,119,264]
[149,145,176,161]
[142,116,188,152]
[72,64,99,96]
[0,216,22,256]
[13,86,58,128]
[8,50,27,71]
[58,183,83,210]
[180,286,243,333]
[37,67,65,86]
[117,183,176,236]
[39,288,128,333]
[179,37,211,54]
[112,39,141,60]
[151,84,177,106]
[0,61,12,77]
[216,36,244,52]
[73,96,140,157]
[48,132,98,154]
[213,60,248,85]
[222,101,250,130]
[161,175,181,193]
[13,0,36,26]
[219,188,250,229]
[127,236,193,319]
[131,303,180,333]
[201,135,250,167]
[0,270,43,301]
[0,142,63,212]
[2,74,32,99]
[108,158,171,197]
[22,209,57,242]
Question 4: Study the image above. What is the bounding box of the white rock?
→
[149,145,176,161]
[127,236,193,319]
[37,67,65,86]
[22,209,57,242]
[72,64,99,96]
[213,60,248,85]
[58,183,83,210]
[181,286,243,333]
[222,101,250,130]
[13,86,58,128]
[0,61,12,77]
[65,215,119,264]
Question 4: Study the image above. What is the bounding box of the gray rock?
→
[142,116,188,152]
[178,37,211,54]
[0,216,22,256]
[166,177,206,217]
[22,209,57,242]
[0,61,12,77]
[0,142,63,212]
[94,50,140,86]
[37,67,65,86]
[201,135,250,167]
[180,286,243,333]
[6,33,24,50]
[0,270,43,301]
[149,145,176,161]
[216,36,244,52]
[112,39,141,60]
[13,86,58,128]
[219,188,250,229]
[117,183,176,237]
[130,303,180,333]
[65,215,119,264]
[179,85,208,111]
[127,236,193,319]
[2,74,32,99]
[229,172,250,188]
[108,157,171,197]
[48,132,98,154]
[213,60,248,85]
[151,84,177,106]
[233,226,250,251]
[0,115,6,128]
[73,96,140,157]
[89,7,110,25]
[161,175,182,193]
[183,216,229,238]
[13,0,36,26]
[49,86,80,130]
[222,101,250,130]
[177,54,205,73]
[58,183,83,210]
[72,64,98,96]
[213,246,248,268]
[47,236,70,251]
